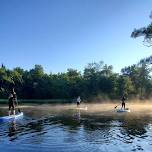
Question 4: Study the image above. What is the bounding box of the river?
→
[0,103,152,152]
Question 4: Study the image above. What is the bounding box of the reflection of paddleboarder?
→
[8,120,16,137]
[76,96,81,107]
[73,110,81,122]
[121,95,126,109]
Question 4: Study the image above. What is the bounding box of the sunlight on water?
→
[0,102,152,152]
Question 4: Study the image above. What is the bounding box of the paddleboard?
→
[116,108,130,113]
[0,112,23,122]
[76,107,88,110]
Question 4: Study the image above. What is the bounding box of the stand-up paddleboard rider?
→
[77,96,81,107]
[8,88,18,115]
[8,93,16,115]
[121,95,126,109]
[12,88,17,104]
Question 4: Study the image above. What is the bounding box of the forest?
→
[0,56,152,101]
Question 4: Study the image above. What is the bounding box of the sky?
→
[0,0,152,74]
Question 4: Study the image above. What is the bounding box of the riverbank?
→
[0,99,74,104]
[0,98,152,104]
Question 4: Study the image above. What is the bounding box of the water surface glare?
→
[0,103,152,152]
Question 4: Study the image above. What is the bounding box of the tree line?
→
[0,57,152,101]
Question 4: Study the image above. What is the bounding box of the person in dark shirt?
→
[121,95,126,109]
[8,93,16,115]
[8,88,18,115]
[12,88,17,102]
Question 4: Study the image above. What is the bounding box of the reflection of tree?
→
[118,115,150,137]
[81,115,114,143]
[54,115,81,131]
[5,111,151,146]
[27,119,44,132]
[17,118,47,144]
[47,114,114,134]
[83,115,113,131]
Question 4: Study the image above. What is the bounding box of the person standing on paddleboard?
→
[77,96,81,107]
[8,93,16,115]
[12,88,17,103]
[121,95,126,109]
[8,88,18,115]
[12,88,20,113]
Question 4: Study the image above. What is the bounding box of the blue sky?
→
[0,0,152,74]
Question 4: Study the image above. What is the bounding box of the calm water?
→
[0,104,152,152]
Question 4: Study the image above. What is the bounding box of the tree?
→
[121,65,140,94]
[83,61,104,96]
[0,57,152,100]
[121,60,152,99]
[117,76,134,97]
[131,12,152,47]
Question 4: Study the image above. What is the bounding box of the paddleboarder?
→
[12,88,17,103]
[77,96,81,107]
[8,93,16,115]
[121,95,126,109]
[8,88,18,115]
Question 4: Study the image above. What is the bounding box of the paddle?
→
[114,104,120,109]
[18,108,21,113]
[15,97,21,113]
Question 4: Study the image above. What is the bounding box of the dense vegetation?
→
[0,56,152,101]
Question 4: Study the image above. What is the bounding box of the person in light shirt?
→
[76,96,81,107]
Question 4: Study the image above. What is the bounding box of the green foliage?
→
[0,58,152,101]
[117,76,134,97]
[121,62,152,99]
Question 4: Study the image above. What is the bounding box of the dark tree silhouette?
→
[131,12,152,47]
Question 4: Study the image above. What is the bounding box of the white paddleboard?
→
[76,107,88,110]
[116,108,130,113]
[0,112,23,122]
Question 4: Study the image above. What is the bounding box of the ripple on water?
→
[0,108,152,152]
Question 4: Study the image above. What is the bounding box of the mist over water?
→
[1,102,152,152]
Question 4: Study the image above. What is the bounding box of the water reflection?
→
[0,106,152,152]
[118,115,150,136]
[5,111,151,141]
[73,110,81,122]
[8,120,17,138]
